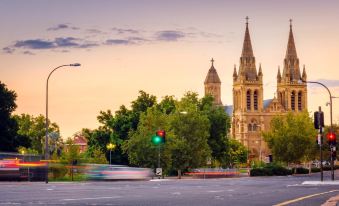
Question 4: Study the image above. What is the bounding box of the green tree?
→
[0,81,30,151]
[170,92,211,177]
[123,107,173,172]
[263,111,317,165]
[223,138,248,168]
[199,95,231,167]
[14,114,60,154]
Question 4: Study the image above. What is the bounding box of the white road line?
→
[62,196,121,201]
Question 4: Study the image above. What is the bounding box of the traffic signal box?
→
[152,130,166,145]
[314,111,324,130]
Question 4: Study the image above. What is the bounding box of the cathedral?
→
[204,18,308,161]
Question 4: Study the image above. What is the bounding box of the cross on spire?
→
[289,19,292,28]
[211,58,214,66]
[246,16,249,25]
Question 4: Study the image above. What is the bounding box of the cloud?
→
[156,30,185,41]
[23,51,35,55]
[112,28,139,34]
[2,47,15,54]
[14,39,55,49]
[47,24,79,31]
[105,39,131,45]
[7,37,99,54]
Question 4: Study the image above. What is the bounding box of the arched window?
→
[298,91,302,111]
[254,90,258,111]
[291,91,296,111]
[247,90,251,111]
[248,124,252,132]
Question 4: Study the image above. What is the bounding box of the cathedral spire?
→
[302,65,307,81]
[241,16,254,58]
[258,63,263,76]
[285,19,298,59]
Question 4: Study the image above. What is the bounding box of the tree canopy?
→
[263,111,317,164]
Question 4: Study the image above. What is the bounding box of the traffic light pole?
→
[318,107,323,182]
[302,79,335,181]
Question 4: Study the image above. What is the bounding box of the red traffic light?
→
[327,132,336,141]
[156,130,166,138]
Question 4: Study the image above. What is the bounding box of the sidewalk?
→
[321,195,339,206]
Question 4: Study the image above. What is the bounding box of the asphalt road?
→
[0,171,338,206]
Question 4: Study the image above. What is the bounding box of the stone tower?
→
[277,20,307,112]
[232,17,264,154]
[204,58,222,105]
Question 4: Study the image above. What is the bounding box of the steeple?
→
[204,58,221,84]
[282,19,301,82]
[238,16,257,81]
[241,16,254,58]
[285,19,298,59]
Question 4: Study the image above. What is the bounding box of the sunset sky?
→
[1,0,339,138]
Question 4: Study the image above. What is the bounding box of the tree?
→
[14,114,60,154]
[199,95,231,167]
[263,111,317,165]
[170,92,211,177]
[223,139,248,168]
[0,81,30,151]
[123,107,173,172]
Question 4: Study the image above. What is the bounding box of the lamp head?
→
[70,63,81,67]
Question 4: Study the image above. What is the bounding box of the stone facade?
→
[204,18,308,161]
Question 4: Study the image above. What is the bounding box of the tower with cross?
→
[204,58,222,105]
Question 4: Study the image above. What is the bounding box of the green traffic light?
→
[152,135,162,145]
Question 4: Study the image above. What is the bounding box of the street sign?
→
[156,168,162,176]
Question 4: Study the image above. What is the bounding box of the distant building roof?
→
[263,99,273,109]
[224,105,233,116]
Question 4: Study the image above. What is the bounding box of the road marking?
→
[273,190,339,206]
[207,190,224,193]
[62,196,121,201]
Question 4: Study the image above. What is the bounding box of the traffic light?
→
[314,111,324,129]
[151,130,166,145]
[326,132,336,146]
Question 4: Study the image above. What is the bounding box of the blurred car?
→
[86,164,153,180]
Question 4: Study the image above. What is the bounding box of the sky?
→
[1,0,339,138]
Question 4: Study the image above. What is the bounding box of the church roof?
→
[241,17,254,58]
[263,99,273,109]
[204,58,221,84]
[224,105,233,116]
[285,19,298,59]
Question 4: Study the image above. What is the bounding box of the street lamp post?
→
[106,143,116,165]
[300,78,335,181]
[45,63,81,183]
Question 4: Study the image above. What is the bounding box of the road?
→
[0,171,338,206]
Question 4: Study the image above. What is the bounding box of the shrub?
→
[50,165,68,179]
[295,167,309,174]
[250,165,292,176]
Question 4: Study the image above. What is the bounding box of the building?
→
[204,18,308,161]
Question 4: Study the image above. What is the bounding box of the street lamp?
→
[300,78,335,180]
[106,143,116,165]
[45,63,81,183]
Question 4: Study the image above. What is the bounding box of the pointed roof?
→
[258,63,263,76]
[241,16,254,58]
[233,64,238,78]
[204,58,221,84]
[277,66,281,78]
[285,19,298,59]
